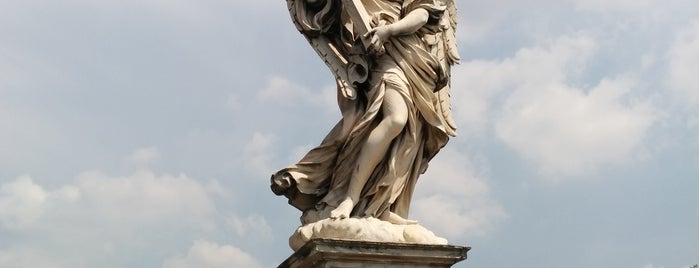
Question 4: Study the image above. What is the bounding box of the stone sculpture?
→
[271,0,460,250]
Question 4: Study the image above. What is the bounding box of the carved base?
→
[289,217,448,251]
[279,239,470,268]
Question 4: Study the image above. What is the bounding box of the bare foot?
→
[380,211,418,225]
[330,197,354,220]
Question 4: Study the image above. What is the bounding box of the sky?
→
[0,0,698,267]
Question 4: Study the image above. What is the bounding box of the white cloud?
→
[412,148,507,238]
[454,34,656,177]
[450,62,502,136]
[163,240,262,268]
[413,195,505,238]
[496,76,655,176]
[0,170,228,267]
[0,176,84,230]
[0,176,47,229]
[669,20,699,105]
[75,170,217,225]
[452,34,597,137]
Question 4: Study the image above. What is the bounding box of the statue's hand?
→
[364,25,392,56]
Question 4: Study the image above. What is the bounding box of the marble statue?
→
[271,0,460,250]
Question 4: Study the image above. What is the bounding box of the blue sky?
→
[1,0,697,267]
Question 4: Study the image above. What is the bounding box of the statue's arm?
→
[385,8,430,36]
[364,8,429,54]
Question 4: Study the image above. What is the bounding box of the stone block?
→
[279,239,470,268]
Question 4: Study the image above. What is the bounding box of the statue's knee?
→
[385,114,408,136]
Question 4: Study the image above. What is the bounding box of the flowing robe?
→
[272,0,456,223]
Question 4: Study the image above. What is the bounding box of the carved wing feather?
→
[444,0,460,65]
[286,0,370,100]
[447,0,457,31]
[436,0,459,136]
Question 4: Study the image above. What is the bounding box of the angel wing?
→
[444,0,460,65]
[434,0,460,136]
[286,0,371,101]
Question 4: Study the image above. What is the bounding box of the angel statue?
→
[271,0,460,249]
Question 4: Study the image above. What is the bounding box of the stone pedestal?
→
[279,239,470,268]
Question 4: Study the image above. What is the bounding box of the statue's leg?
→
[330,86,408,219]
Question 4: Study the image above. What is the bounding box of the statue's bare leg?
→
[330,87,408,220]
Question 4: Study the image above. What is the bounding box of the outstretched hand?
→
[364,24,392,55]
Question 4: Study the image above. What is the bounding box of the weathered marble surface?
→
[289,217,447,251]
[272,0,460,248]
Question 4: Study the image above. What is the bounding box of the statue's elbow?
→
[416,9,430,25]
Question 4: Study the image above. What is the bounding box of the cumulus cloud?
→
[496,76,655,176]
[452,34,597,136]
[0,175,85,230]
[0,176,47,229]
[454,34,656,177]
[412,148,507,238]
[75,170,217,225]
[0,169,230,268]
[669,20,699,105]
[163,240,262,268]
